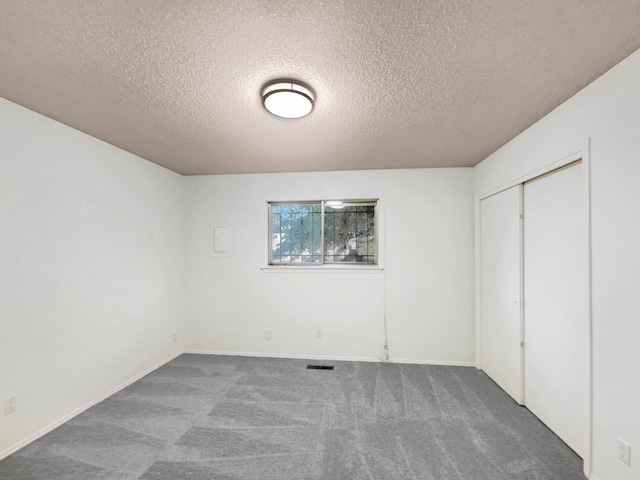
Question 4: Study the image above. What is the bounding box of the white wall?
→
[185,168,475,365]
[475,48,640,480]
[0,99,185,458]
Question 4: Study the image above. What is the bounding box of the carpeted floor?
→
[0,354,585,479]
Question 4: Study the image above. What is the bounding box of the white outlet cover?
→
[3,396,16,416]
[618,438,631,466]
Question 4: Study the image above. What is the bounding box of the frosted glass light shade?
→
[262,81,314,118]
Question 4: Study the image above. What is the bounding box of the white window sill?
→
[261,265,384,274]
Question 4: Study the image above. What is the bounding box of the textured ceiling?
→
[1,1,639,175]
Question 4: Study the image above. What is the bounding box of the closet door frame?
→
[475,140,592,477]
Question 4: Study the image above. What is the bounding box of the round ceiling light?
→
[262,81,314,119]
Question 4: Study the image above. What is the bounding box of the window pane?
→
[323,204,375,263]
[270,203,322,264]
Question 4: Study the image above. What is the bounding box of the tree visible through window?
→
[270,203,322,264]
[269,201,377,265]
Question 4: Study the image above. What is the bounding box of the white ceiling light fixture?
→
[262,81,315,119]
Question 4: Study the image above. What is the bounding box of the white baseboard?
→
[184,349,476,367]
[590,474,602,480]
[390,357,476,367]
[185,349,380,363]
[0,350,183,461]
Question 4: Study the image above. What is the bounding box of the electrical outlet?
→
[172,332,178,343]
[316,329,323,339]
[618,438,631,466]
[3,396,16,416]
[265,330,272,341]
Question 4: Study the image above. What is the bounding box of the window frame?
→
[267,199,378,266]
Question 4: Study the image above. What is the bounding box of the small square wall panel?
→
[210,223,233,257]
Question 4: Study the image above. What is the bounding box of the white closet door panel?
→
[524,161,587,457]
[480,186,522,403]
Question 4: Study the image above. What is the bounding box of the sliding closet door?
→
[480,186,522,403]
[523,161,587,457]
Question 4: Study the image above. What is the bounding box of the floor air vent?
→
[307,365,334,370]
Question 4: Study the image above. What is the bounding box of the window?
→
[269,200,377,265]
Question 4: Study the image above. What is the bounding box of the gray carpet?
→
[0,354,585,479]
